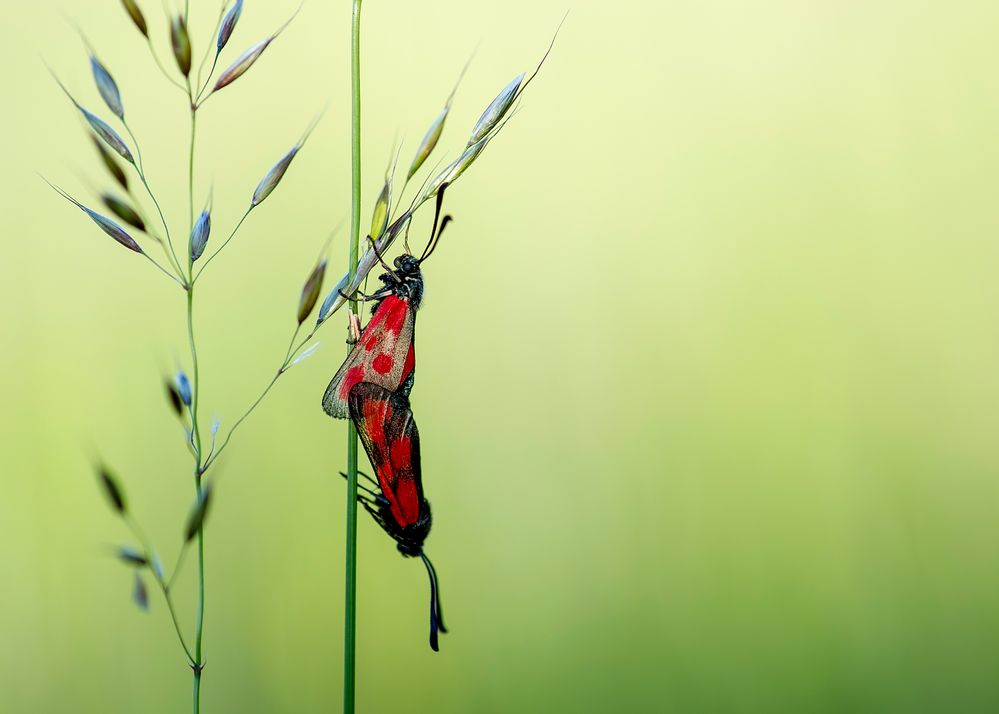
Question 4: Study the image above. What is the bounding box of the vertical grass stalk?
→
[186,91,206,714]
[344,1,363,712]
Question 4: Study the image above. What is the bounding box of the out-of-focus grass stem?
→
[124,515,195,664]
[183,74,207,713]
[121,120,185,278]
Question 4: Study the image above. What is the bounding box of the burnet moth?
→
[345,383,447,651]
[324,186,453,650]
[321,185,452,418]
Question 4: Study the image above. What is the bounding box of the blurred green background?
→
[4,0,999,711]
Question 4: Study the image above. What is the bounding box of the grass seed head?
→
[467,73,523,146]
[252,146,299,206]
[218,0,244,52]
[175,371,192,406]
[370,180,390,241]
[185,484,214,542]
[171,16,192,76]
[47,181,142,253]
[86,110,134,165]
[408,106,448,181]
[101,194,145,232]
[190,208,212,261]
[166,381,184,417]
[118,546,149,567]
[91,135,129,191]
[97,465,127,515]
[213,36,274,92]
[121,0,149,38]
[90,56,124,120]
[132,572,149,610]
[297,259,327,324]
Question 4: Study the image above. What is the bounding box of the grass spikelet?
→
[120,0,148,37]
[101,194,145,232]
[133,572,149,610]
[49,71,134,164]
[184,483,214,542]
[250,115,319,206]
[467,73,522,147]
[176,372,192,407]
[297,259,327,324]
[171,16,192,77]
[92,135,129,191]
[118,546,149,567]
[211,3,300,95]
[217,0,244,53]
[370,180,390,241]
[46,180,142,253]
[190,205,212,261]
[90,55,124,120]
[97,465,127,515]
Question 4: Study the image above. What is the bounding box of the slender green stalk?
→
[186,92,207,713]
[344,1,364,712]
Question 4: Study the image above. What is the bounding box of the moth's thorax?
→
[377,254,424,309]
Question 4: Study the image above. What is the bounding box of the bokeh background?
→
[3,0,999,711]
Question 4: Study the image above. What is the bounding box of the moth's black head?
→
[394,254,421,275]
[377,255,424,309]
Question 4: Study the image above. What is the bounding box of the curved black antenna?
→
[420,551,447,651]
[422,551,447,634]
[419,182,449,262]
[420,215,452,265]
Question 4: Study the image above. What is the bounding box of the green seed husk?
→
[132,572,149,610]
[408,107,448,181]
[121,0,149,37]
[171,16,192,77]
[166,381,184,417]
[184,484,213,542]
[91,135,129,191]
[297,259,327,324]
[370,180,390,241]
[118,546,149,567]
[101,194,145,232]
[97,465,127,515]
[46,181,143,253]
[467,73,523,147]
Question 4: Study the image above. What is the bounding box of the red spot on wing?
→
[372,353,394,374]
